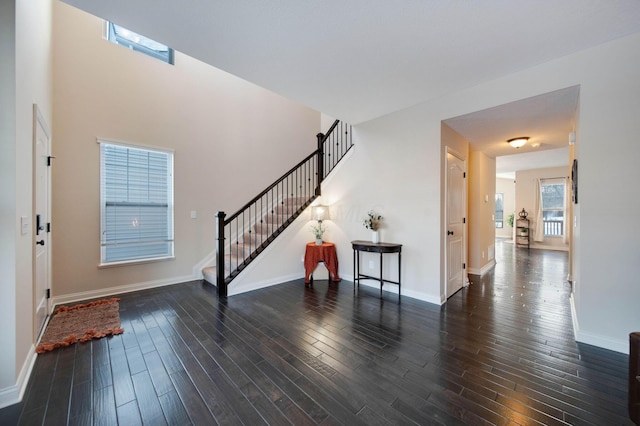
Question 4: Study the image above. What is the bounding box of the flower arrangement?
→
[310,222,327,239]
[363,210,383,231]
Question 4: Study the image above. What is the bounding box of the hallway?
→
[0,241,631,424]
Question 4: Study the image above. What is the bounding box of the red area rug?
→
[36,298,124,353]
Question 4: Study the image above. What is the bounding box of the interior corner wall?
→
[467,151,496,273]
[496,177,515,239]
[0,0,53,408]
[51,2,320,299]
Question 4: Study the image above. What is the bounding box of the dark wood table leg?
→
[379,252,383,298]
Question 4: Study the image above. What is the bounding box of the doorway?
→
[445,148,467,298]
[33,105,51,339]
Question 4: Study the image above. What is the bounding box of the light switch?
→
[190,211,197,219]
[21,216,30,235]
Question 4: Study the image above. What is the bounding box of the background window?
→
[495,193,504,228]
[100,141,174,265]
[541,180,565,236]
[106,22,174,64]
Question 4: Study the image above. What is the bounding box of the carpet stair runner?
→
[202,196,309,285]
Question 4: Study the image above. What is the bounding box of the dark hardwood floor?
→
[1,240,632,425]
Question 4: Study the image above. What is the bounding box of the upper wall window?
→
[106,22,174,64]
[99,140,174,266]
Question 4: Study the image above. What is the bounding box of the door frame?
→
[444,146,468,301]
[32,104,52,340]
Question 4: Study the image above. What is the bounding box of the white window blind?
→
[100,141,174,265]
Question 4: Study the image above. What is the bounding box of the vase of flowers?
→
[363,210,383,243]
[310,222,327,245]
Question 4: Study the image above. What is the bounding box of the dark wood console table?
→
[351,240,402,299]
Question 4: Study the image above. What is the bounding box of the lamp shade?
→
[311,205,330,221]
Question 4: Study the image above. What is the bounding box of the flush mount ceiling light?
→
[507,137,529,148]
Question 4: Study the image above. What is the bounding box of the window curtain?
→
[533,178,545,242]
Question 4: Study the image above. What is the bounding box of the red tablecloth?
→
[304,242,341,283]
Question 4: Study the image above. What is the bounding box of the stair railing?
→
[215,119,352,297]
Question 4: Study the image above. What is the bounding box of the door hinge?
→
[46,289,51,299]
[463,263,466,269]
[46,223,51,233]
[47,156,56,166]
[463,217,466,224]
[463,172,466,178]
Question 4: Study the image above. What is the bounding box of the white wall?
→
[0,0,18,402]
[0,0,53,408]
[51,3,320,300]
[496,177,515,239]
[515,166,570,250]
[242,32,640,353]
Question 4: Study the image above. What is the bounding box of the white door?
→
[34,105,51,339]
[446,151,466,298]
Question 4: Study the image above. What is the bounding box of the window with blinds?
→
[99,141,174,265]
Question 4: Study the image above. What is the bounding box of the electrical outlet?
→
[190,211,197,219]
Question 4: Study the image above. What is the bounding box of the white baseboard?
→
[346,274,442,306]
[51,274,197,308]
[192,251,215,279]
[0,344,37,409]
[467,259,495,276]
[227,272,304,296]
[575,331,629,354]
[570,293,628,354]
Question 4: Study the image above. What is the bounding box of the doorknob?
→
[36,240,45,246]
[447,230,454,235]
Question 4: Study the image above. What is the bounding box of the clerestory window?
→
[106,22,174,64]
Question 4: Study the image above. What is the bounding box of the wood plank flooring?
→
[0,240,632,425]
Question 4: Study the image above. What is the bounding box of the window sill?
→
[98,255,175,269]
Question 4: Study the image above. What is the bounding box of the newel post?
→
[316,132,325,196]
[215,211,227,298]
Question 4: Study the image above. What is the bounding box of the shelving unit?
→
[515,218,530,249]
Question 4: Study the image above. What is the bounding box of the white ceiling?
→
[61,0,640,172]
[444,85,579,173]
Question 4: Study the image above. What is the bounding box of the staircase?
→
[203,119,352,297]
[201,196,310,284]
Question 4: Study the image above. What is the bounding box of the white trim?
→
[51,274,196,308]
[96,137,175,153]
[443,146,468,301]
[575,331,628,355]
[226,272,304,296]
[467,259,496,276]
[98,255,175,269]
[570,293,627,354]
[0,345,37,409]
[349,277,442,305]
